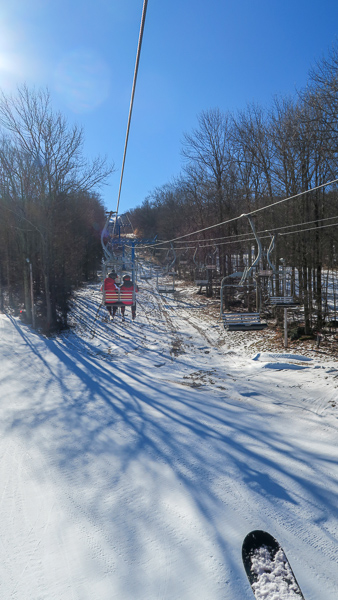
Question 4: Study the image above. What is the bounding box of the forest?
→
[0,85,112,333]
[130,44,338,334]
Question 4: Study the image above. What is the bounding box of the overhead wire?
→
[170,219,338,251]
[165,213,338,248]
[280,220,338,238]
[114,0,148,229]
[139,176,338,249]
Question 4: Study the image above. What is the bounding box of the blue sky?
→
[1,0,338,214]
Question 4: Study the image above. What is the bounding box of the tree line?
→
[130,43,338,332]
[0,85,112,333]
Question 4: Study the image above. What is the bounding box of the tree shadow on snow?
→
[3,315,337,598]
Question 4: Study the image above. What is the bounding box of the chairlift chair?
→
[268,268,300,308]
[220,275,267,331]
[156,243,176,293]
[219,215,268,332]
[193,246,219,296]
[156,272,176,294]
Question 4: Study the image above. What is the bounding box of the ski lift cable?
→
[139,176,338,249]
[150,212,338,250]
[280,220,338,238]
[170,219,338,251]
[167,213,338,248]
[113,0,148,230]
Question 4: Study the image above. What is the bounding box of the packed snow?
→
[0,273,337,599]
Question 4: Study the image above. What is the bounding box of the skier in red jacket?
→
[120,275,139,321]
[102,272,120,319]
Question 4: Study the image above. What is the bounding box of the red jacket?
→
[104,278,119,291]
[120,281,138,305]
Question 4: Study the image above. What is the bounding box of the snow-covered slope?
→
[0,276,337,599]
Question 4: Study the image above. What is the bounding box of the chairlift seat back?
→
[222,312,268,332]
[195,279,209,286]
[103,289,136,305]
[269,296,300,307]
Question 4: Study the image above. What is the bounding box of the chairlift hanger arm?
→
[169,243,177,270]
[239,215,262,284]
[246,216,262,270]
[101,210,115,260]
[266,233,277,274]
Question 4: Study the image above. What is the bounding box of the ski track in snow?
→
[0,272,337,599]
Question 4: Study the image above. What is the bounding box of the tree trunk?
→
[315,264,323,329]
[41,236,53,331]
[0,263,3,312]
[301,265,311,334]
[23,260,31,321]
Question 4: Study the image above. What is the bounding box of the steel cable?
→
[114,0,148,231]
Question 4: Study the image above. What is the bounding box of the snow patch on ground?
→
[0,274,337,599]
[253,353,313,363]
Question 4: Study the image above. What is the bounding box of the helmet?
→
[123,275,131,281]
[109,272,117,279]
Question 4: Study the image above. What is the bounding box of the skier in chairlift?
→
[120,275,139,321]
[102,271,120,320]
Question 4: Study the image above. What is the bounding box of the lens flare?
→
[54,48,111,113]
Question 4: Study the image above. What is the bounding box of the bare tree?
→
[182,108,233,221]
[0,84,113,330]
